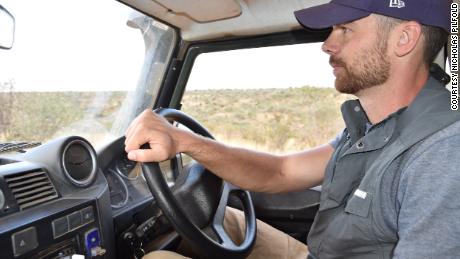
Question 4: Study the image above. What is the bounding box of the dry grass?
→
[0,91,125,142]
[182,86,348,153]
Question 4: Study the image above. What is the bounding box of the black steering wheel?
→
[141,108,256,259]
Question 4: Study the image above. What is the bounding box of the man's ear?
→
[394,21,423,57]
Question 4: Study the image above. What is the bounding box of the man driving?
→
[125,0,460,258]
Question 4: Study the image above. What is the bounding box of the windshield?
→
[0,0,176,149]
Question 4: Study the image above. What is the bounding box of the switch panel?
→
[52,206,95,239]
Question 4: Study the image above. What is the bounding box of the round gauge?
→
[62,139,97,187]
[107,169,129,209]
[115,156,141,180]
[0,189,4,210]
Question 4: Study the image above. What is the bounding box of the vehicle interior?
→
[0,0,453,258]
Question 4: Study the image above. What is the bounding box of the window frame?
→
[167,29,331,109]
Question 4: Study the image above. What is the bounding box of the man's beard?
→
[331,35,391,94]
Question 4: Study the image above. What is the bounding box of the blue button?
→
[85,228,100,251]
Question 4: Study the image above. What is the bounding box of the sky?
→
[0,0,144,91]
[0,0,334,92]
[187,43,335,90]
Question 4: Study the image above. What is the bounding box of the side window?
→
[181,43,346,153]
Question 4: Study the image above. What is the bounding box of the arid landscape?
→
[1,85,348,153]
[182,86,348,153]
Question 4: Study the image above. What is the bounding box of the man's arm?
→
[393,133,460,258]
[124,109,334,193]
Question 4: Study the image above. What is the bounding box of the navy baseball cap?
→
[294,0,451,33]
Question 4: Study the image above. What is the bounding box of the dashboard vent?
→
[4,170,59,210]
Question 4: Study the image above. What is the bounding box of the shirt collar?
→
[339,76,445,154]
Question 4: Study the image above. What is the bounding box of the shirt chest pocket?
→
[344,189,373,218]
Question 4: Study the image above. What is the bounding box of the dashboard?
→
[0,136,179,259]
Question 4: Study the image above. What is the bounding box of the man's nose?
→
[322,33,339,55]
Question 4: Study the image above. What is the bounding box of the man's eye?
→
[332,25,352,34]
[342,27,351,33]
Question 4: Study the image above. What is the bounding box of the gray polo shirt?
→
[329,119,460,258]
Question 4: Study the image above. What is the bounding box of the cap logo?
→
[389,0,405,8]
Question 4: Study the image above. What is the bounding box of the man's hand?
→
[124,109,182,162]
